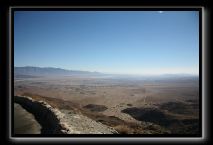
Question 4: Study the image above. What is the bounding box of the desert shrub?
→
[127,104,132,106]
[114,125,132,134]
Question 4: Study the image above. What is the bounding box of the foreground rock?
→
[14,95,118,134]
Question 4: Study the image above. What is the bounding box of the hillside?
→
[14,95,118,134]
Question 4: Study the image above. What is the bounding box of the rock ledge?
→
[14,95,117,134]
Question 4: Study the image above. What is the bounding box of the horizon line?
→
[14,65,199,76]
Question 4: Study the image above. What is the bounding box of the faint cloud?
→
[158,11,164,14]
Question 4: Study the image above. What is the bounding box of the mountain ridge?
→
[14,66,102,76]
[14,66,198,78]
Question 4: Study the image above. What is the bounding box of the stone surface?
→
[14,95,117,134]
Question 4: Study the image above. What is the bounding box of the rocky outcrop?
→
[14,96,117,134]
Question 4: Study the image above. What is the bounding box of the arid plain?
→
[14,74,200,134]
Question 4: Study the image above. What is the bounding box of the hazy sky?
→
[14,11,199,75]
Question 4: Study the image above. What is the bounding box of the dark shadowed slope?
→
[14,103,41,134]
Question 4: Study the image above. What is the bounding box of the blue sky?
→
[14,11,199,75]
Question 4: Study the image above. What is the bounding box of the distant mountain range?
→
[14,66,102,77]
[14,66,198,79]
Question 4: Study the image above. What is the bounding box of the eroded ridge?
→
[14,95,117,134]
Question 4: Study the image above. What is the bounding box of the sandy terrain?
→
[14,75,200,134]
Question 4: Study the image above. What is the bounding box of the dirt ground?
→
[14,75,200,134]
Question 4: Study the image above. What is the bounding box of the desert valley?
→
[14,66,200,135]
